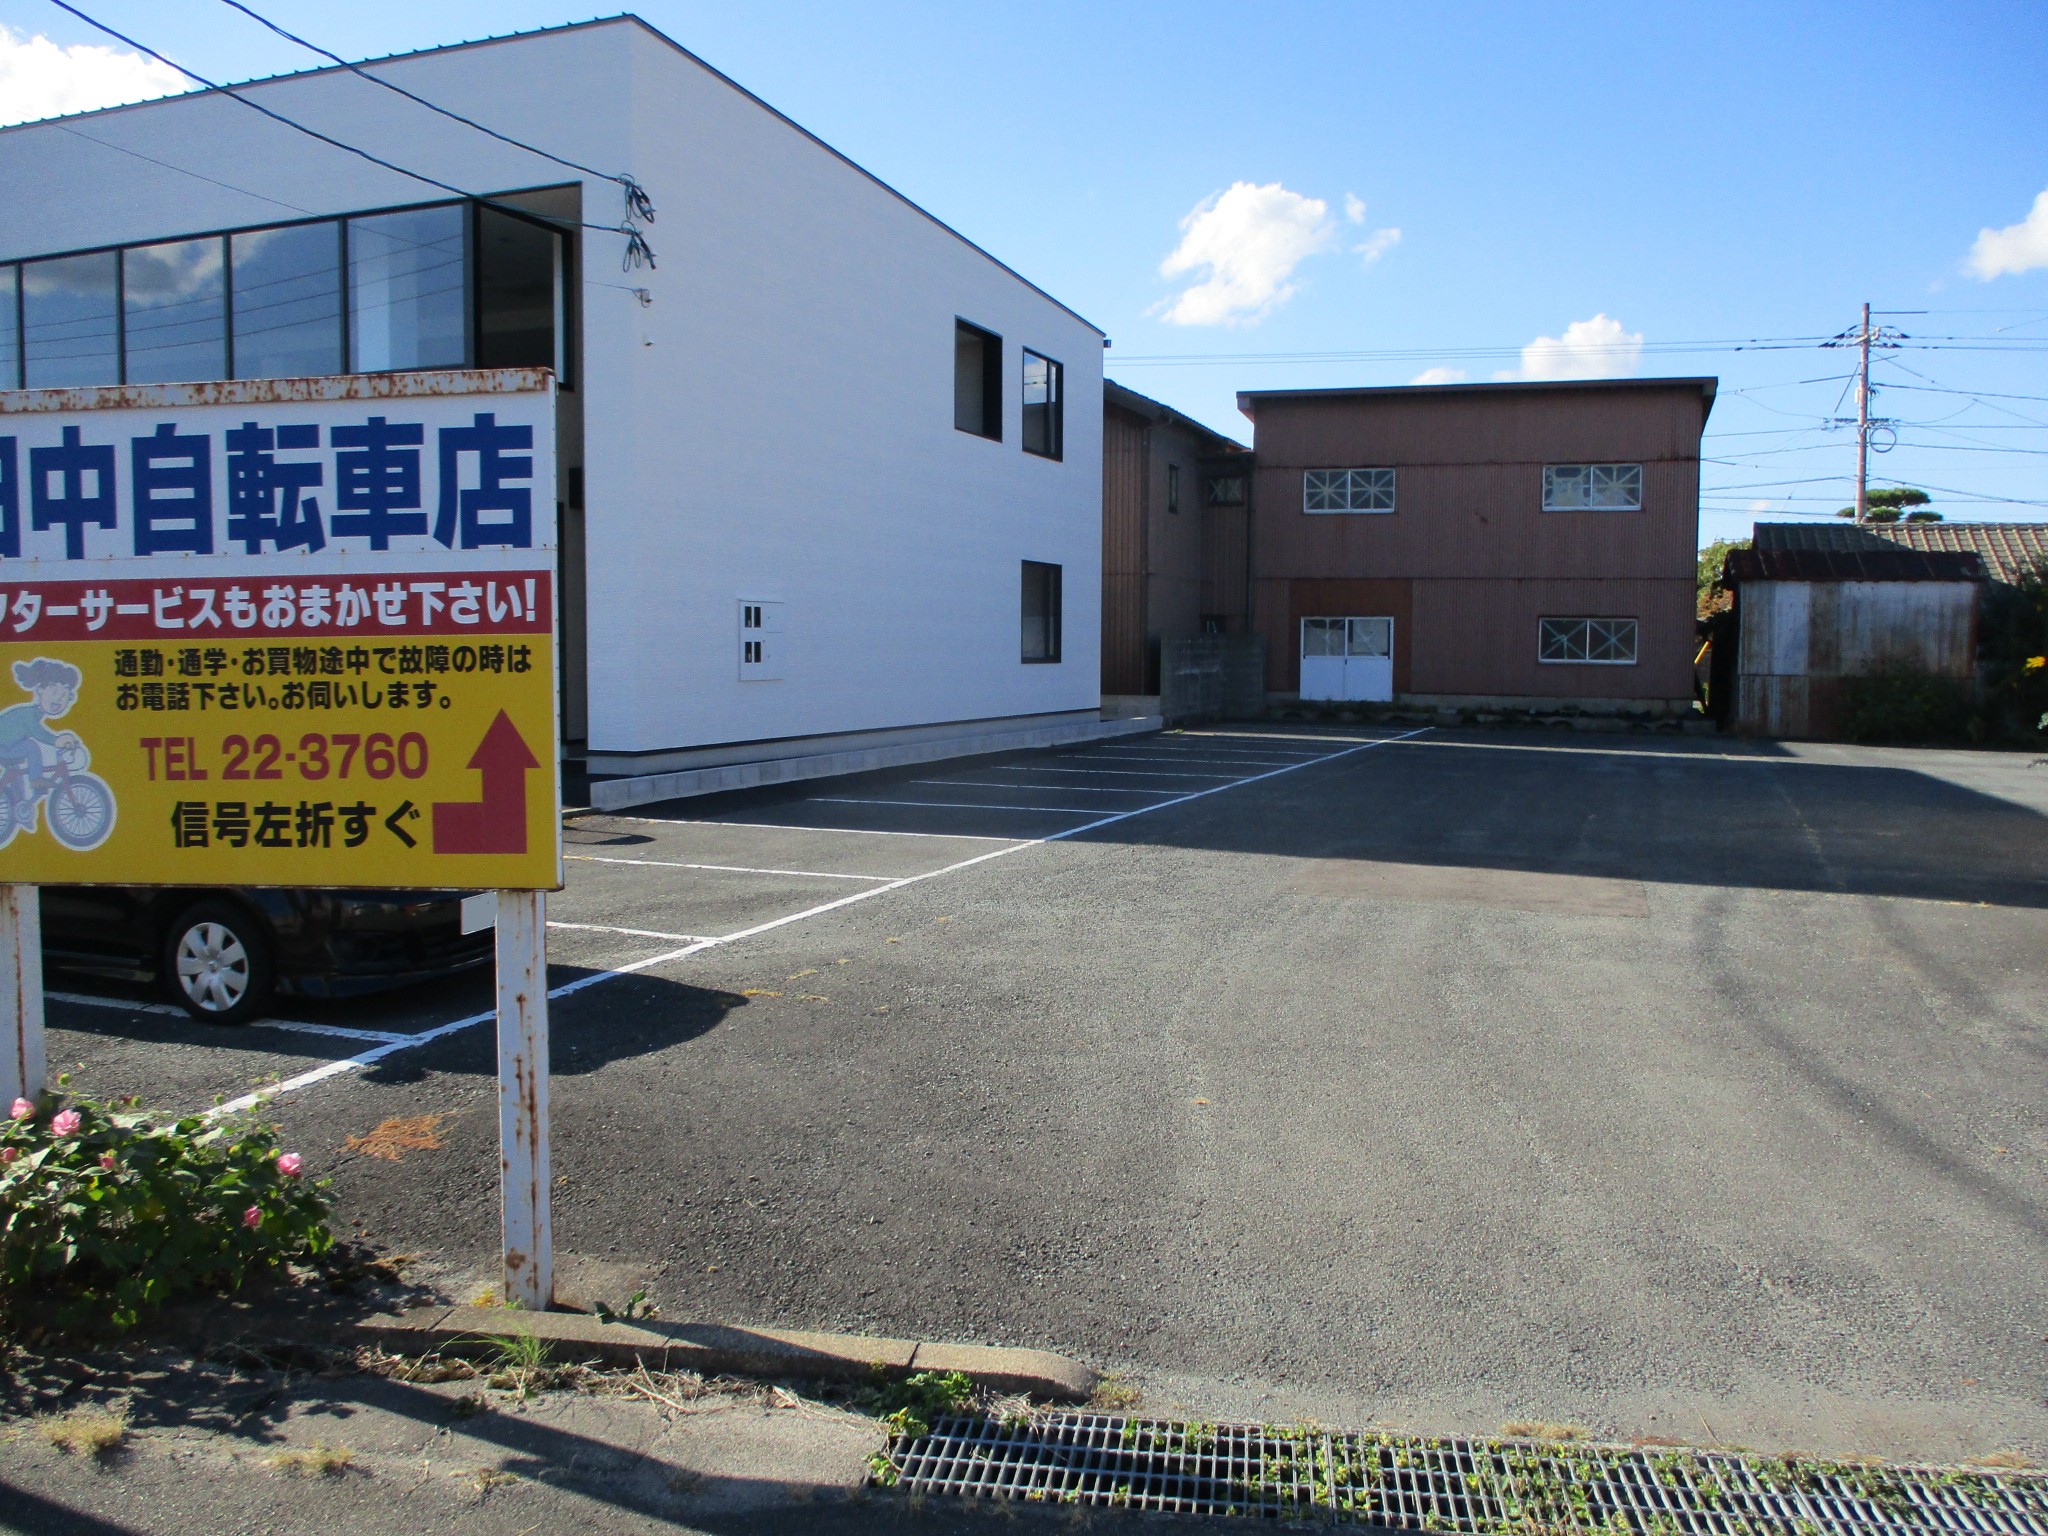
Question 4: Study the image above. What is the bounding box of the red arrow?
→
[432,711,540,855]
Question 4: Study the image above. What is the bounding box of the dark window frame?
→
[1020,559,1062,664]
[954,318,1002,440]
[0,185,576,389]
[1021,347,1063,460]
[1167,463,1181,515]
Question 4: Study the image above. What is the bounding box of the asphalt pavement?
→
[39,726,2048,1463]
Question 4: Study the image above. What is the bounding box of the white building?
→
[0,16,1116,804]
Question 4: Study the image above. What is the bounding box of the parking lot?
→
[42,725,2048,1462]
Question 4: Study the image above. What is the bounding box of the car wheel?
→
[164,900,275,1025]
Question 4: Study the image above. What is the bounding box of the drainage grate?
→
[879,1413,2048,1532]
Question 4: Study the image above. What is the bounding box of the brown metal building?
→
[1234,378,1714,712]
[1100,382,1249,699]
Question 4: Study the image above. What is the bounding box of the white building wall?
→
[0,18,1102,764]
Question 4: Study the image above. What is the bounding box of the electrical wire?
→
[43,0,656,271]
[212,0,655,228]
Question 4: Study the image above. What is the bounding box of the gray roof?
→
[1751,521,2048,586]
[1104,382,1247,455]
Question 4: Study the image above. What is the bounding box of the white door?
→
[1300,616,1394,702]
[1299,617,1347,701]
[1344,617,1393,701]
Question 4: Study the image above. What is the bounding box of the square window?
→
[1022,349,1062,459]
[955,320,1001,439]
[1538,617,1638,664]
[1205,473,1247,506]
[1021,560,1062,663]
[1303,467,1395,513]
[1543,463,1642,511]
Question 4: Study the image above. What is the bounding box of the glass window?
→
[1347,617,1392,657]
[348,203,466,372]
[1538,617,1639,664]
[1205,472,1246,506]
[123,236,226,384]
[22,250,119,388]
[955,320,1000,439]
[1301,617,1345,656]
[1022,349,1062,459]
[231,221,343,379]
[0,265,18,389]
[1167,463,1181,515]
[1543,463,1643,511]
[475,206,561,375]
[1304,467,1396,513]
[1021,560,1062,662]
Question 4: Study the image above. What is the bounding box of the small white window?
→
[1543,463,1642,511]
[1304,467,1395,513]
[1538,617,1638,664]
[738,599,782,680]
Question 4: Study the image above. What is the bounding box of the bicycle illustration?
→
[0,658,116,853]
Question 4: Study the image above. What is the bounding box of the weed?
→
[1500,1421,1590,1442]
[266,1444,355,1478]
[478,1328,560,1400]
[37,1404,128,1458]
[594,1287,658,1323]
[1087,1373,1141,1412]
[465,1466,517,1496]
[1970,1450,2034,1470]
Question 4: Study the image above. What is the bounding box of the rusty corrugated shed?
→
[1724,547,1985,583]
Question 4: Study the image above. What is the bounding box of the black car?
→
[40,887,496,1025]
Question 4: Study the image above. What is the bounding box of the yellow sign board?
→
[0,371,560,889]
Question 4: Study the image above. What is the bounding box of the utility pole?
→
[1855,301,1871,524]
[1824,304,1902,519]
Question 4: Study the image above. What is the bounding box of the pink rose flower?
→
[243,1205,263,1230]
[0,1147,17,1165]
[50,1109,81,1137]
[9,1097,30,1120]
[99,1153,116,1170]
[276,1152,302,1178]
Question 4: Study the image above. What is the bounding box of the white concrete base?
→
[588,715,1162,811]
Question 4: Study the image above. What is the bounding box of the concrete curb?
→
[587,716,1161,811]
[343,1304,1098,1402]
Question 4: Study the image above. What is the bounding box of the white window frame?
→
[1304,467,1396,514]
[1538,616,1638,665]
[1542,463,1643,511]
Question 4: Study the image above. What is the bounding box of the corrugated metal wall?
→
[1101,406,1149,695]
[1734,579,1978,738]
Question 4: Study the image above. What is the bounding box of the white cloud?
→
[1410,366,1467,386]
[1344,193,1367,225]
[1354,227,1401,264]
[1494,313,1644,381]
[1747,499,1776,514]
[1967,189,2048,279]
[1153,181,1337,326]
[0,24,186,126]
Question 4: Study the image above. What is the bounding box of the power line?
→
[212,0,655,228]
[43,0,656,270]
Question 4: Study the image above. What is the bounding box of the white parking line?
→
[809,796,1123,814]
[547,920,713,943]
[1072,753,1308,767]
[581,815,1019,843]
[48,989,408,1045]
[565,855,895,882]
[209,728,1429,1116]
[985,765,1237,780]
[910,779,1165,796]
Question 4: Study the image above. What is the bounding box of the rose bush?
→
[0,1082,333,1334]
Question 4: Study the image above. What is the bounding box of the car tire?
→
[163,900,276,1025]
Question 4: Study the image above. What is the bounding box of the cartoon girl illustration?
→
[0,657,115,851]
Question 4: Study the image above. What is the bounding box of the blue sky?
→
[4,0,2045,546]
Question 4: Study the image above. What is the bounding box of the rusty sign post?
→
[0,370,564,1306]
[496,888,552,1308]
